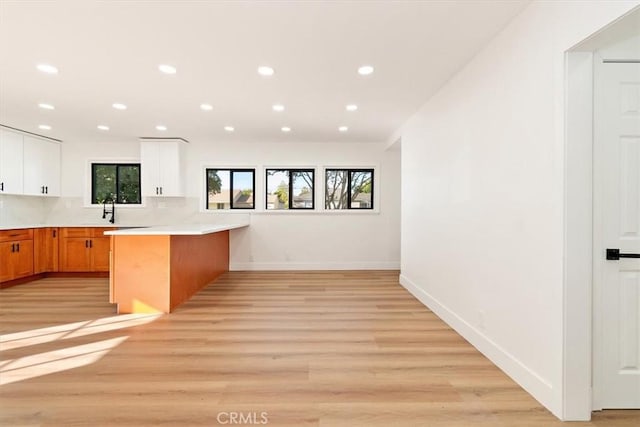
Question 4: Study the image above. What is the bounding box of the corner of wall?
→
[399,273,562,418]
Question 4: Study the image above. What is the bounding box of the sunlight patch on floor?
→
[0,313,161,385]
[0,313,161,351]
[1,336,128,385]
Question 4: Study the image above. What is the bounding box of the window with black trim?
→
[91,163,141,204]
[206,169,255,210]
[325,169,374,210]
[266,169,315,210]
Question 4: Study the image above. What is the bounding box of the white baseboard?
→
[399,273,560,418]
[230,261,400,271]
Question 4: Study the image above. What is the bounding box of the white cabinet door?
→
[23,135,46,195]
[157,141,184,197]
[23,135,60,197]
[41,139,60,196]
[140,139,185,197]
[140,140,161,196]
[0,129,24,195]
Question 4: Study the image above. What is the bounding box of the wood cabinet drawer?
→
[91,228,115,237]
[60,227,93,238]
[59,227,115,238]
[0,228,34,242]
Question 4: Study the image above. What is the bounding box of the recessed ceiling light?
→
[158,64,177,74]
[156,125,167,131]
[257,66,274,76]
[281,126,291,133]
[224,126,235,132]
[36,63,58,74]
[112,103,127,110]
[338,126,349,132]
[272,104,285,112]
[358,65,374,76]
[346,104,358,112]
[200,103,213,111]
[38,103,55,110]
[97,125,110,131]
[38,124,51,130]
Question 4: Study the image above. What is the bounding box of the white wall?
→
[38,138,400,270]
[399,0,639,420]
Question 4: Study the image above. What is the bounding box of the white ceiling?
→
[0,0,529,144]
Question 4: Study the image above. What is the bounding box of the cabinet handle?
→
[89,239,93,248]
[53,229,57,238]
[11,243,15,253]
[85,240,88,248]
[45,186,48,194]
[0,182,4,191]
[16,243,19,252]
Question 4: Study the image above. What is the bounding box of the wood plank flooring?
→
[0,272,638,426]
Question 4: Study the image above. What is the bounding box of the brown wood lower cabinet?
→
[59,228,114,272]
[34,227,59,273]
[91,237,111,272]
[0,229,34,282]
[1,226,115,287]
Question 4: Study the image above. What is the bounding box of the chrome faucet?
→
[102,198,115,224]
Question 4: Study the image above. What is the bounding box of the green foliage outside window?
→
[92,163,141,204]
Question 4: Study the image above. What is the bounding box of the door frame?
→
[564,50,595,420]
[564,11,640,419]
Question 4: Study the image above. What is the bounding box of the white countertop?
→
[1,221,249,235]
[103,222,249,236]
[0,223,121,231]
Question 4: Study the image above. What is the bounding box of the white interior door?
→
[594,60,640,409]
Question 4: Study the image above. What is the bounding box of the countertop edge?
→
[1,223,250,235]
[104,223,249,236]
[0,224,121,231]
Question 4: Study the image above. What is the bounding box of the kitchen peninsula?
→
[105,221,249,314]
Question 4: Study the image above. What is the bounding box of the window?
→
[91,163,141,204]
[206,169,255,210]
[266,169,315,210]
[325,169,374,210]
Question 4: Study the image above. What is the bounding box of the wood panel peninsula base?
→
[106,223,249,314]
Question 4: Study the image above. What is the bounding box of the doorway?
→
[565,7,640,419]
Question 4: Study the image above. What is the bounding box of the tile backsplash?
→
[0,195,247,227]
[0,194,47,226]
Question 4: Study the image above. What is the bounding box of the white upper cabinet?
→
[0,129,24,195]
[23,135,61,197]
[0,128,60,197]
[140,138,186,197]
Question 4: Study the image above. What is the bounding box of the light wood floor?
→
[0,272,638,426]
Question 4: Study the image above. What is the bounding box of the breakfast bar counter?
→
[105,221,249,314]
